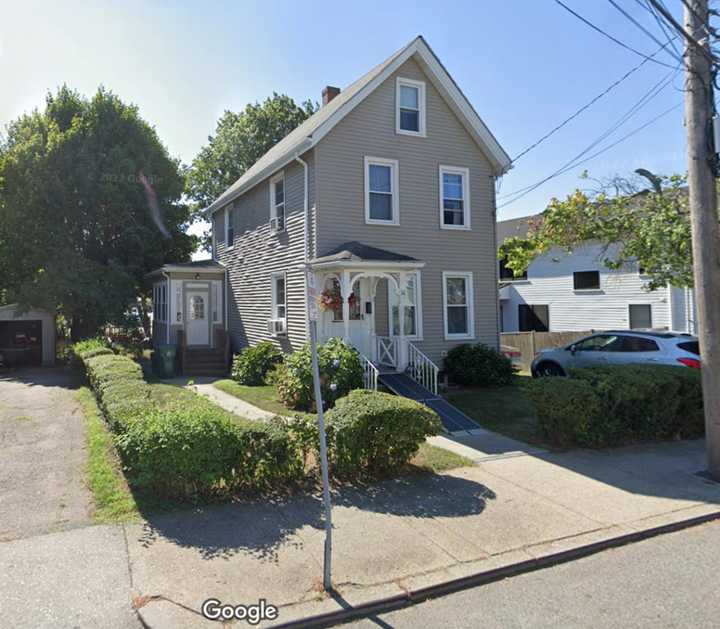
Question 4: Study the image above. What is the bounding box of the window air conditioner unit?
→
[268,318,287,336]
[269,216,284,233]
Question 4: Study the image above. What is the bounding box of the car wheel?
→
[534,361,565,377]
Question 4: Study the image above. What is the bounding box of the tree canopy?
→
[0,86,195,337]
[499,173,695,290]
[186,93,317,209]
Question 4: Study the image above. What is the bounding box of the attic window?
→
[573,270,600,291]
[396,78,426,136]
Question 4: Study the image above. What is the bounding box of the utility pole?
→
[683,0,720,479]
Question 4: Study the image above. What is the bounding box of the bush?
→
[444,343,514,386]
[275,337,364,411]
[71,338,113,362]
[527,364,704,447]
[298,390,443,477]
[231,342,283,386]
[79,351,304,498]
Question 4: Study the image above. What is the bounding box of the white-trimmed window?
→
[364,156,399,225]
[153,282,167,323]
[396,77,426,136]
[270,272,287,336]
[389,271,423,339]
[225,204,235,249]
[442,272,474,340]
[270,172,285,232]
[439,165,470,229]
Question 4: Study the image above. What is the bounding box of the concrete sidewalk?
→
[125,438,720,628]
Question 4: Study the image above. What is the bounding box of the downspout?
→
[295,154,310,338]
[162,271,171,345]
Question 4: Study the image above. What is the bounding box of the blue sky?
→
[1,0,687,231]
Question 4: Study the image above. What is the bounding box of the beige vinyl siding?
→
[214,151,315,353]
[315,57,499,362]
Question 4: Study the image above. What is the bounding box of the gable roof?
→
[204,36,511,217]
[497,214,540,248]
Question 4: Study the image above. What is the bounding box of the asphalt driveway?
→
[0,367,92,541]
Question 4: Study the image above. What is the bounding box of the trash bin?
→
[155,344,177,379]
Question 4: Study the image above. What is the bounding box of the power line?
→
[554,0,679,69]
[639,0,683,59]
[647,0,717,65]
[607,0,683,63]
[511,39,676,163]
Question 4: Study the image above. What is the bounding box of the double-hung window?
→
[396,77,426,136]
[389,272,422,339]
[270,272,287,336]
[153,282,167,323]
[364,156,399,225]
[270,173,285,232]
[443,272,474,340]
[225,204,235,249]
[439,165,470,229]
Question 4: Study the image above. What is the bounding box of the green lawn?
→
[410,442,474,472]
[213,379,315,420]
[445,378,549,447]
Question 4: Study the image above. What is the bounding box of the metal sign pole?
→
[305,266,333,590]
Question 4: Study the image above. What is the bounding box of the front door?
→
[186,290,210,346]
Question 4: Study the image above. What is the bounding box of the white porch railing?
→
[358,352,379,391]
[376,336,398,368]
[407,341,439,396]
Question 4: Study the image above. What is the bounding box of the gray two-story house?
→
[150,36,511,385]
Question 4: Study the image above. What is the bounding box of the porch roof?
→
[310,241,424,269]
[145,259,226,279]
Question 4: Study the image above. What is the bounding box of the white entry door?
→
[186,290,210,346]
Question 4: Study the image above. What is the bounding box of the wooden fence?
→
[500,330,593,371]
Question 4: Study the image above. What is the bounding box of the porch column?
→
[398,271,408,370]
[340,270,351,343]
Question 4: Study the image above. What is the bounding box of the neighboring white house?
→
[497,215,697,334]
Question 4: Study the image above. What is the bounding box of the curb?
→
[270,509,720,629]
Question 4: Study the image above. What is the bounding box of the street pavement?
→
[345,521,720,628]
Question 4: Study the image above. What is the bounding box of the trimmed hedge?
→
[275,337,363,411]
[231,341,283,386]
[296,390,443,477]
[79,351,303,499]
[526,364,704,447]
[444,343,514,386]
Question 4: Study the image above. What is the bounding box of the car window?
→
[617,336,660,352]
[574,335,621,352]
[677,341,700,355]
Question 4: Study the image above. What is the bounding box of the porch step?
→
[183,348,228,376]
[377,372,479,434]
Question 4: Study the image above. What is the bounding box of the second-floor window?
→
[439,165,470,229]
[573,270,600,291]
[225,205,235,249]
[396,77,426,136]
[270,173,285,232]
[365,156,399,225]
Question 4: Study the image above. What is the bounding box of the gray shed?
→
[0,304,56,366]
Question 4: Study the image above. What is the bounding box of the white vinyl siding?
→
[396,77,426,136]
[364,156,399,225]
[439,165,470,229]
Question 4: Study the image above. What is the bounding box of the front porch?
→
[310,241,439,394]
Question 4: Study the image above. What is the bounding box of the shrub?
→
[71,337,112,362]
[526,378,605,447]
[320,390,442,477]
[444,343,514,386]
[275,337,364,411]
[527,364,704,447]
[231,342,283,386]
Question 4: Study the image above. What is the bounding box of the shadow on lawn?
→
[131,472,496,563]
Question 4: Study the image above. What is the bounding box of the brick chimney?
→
[322,86,341,106]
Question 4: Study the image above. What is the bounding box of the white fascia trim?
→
[364,156,400,226]
[442,271,475,340]
[310,260,426,270]
[161,266,226,274]
[439,164,471,230]
[395,77,426,137]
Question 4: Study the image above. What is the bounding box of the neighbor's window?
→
[365,157,399,224]
[439,165,470,229]
[518,304,549,332]
[272,273,286,321]
[499,257,527,281]
[153,282,167,322]
[573,270,600,290]
[225,204,235,248]
[443,272,474,339]
[270,173,285,232]
[390,272,421,338]
[629,304,652,329]
[396,77,426,135]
